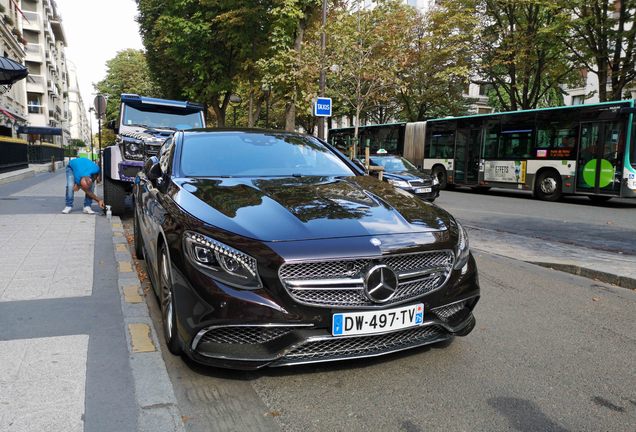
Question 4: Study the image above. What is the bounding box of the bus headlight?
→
[454,222,470,270]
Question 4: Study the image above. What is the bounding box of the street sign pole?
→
[318,0,327,140]
[93,94,107,162]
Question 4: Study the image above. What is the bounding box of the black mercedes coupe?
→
[133,129,479,369]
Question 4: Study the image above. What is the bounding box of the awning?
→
[0,109,15,121]
[0,56,28,85]
[17,126,63,136]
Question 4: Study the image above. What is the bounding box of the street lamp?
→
[318,0,328,139]
[229,94,242,126]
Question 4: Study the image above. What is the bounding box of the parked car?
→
[367,155,440,202]
[134,129,479,369]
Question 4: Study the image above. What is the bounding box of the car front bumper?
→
[171,246,479,370]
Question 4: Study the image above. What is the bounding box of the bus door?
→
[577,121,624,195]
[454,128,481,185]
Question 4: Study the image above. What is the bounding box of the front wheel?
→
[534,171,562,201]
[103,177,127,216]
[159,245,182,355]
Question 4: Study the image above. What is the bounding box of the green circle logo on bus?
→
[583,159,614,187]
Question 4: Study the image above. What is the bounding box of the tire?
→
[133,207,144,260]
[158,244,183,355]
[534,170,562,201]
[431,166,448,189]
[103,177,127,216]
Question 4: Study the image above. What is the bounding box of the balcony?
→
[25,43,44,63]
[26,75,46,93]
[22,12,41,32]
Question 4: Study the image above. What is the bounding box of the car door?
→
[139,138,174,277]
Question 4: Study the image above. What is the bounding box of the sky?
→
[55,0,143,118]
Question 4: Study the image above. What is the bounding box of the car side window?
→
[160,138,174,175]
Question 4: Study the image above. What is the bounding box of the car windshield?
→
[370,156,417,173]
[181,132,356,177]
[123,105,203,130]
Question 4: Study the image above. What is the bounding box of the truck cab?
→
[103,94,205,215]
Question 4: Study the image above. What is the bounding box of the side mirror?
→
[144,156,162,181]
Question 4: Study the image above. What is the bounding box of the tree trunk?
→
[597,58,608,102]
[210,93,231,127]
[285,102,296,131]
[248,79,255,127]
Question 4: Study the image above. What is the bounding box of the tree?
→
[396,0,477,121]
[476,0,580,111]
[326,0,413,142]
[94,49,159,125]
[564,0,636,102]
[136,0,275,127]
[257,0,321,131]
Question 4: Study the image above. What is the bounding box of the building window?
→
[571,95,585,106]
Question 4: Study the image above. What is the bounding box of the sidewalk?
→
[467,225,636,290]
[0,161,65,186]
[0,171,183,431]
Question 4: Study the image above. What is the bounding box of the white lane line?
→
[0,335,89,432]
[0,214,95,301]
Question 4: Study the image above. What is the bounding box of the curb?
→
[110,216,186,432]
[529,261,636,290]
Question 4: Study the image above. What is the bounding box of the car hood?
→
[174,176,451,242]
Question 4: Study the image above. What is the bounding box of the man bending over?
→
[62,158,105,214]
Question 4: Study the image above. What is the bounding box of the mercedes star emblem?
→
[370,238,382,246]
[364,264,398,303]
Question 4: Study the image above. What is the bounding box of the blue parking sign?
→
[314,97,332,117]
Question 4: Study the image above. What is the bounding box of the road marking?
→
[0,335,88,432]
[128,323,156,353]
[0,214,94,301]
[116,243,127,252]
[123,285,143,303]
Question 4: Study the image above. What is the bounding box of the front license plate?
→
[415,187,432,194]
[332,303,424,336]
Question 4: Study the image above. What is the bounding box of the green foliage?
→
[69,139,86,148]
[476,0,580,111]
[94,49,159,124]
[564,0,636,101]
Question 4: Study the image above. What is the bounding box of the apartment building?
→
[0,0,28,138]
[67,60,91,147]
[20,0,70,147]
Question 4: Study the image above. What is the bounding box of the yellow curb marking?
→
[116,244,127,252]
[112,223,122,229]
[128,323,156,353]
[119,261,133,273]
[113,232,124,237]
[123,285,143,303]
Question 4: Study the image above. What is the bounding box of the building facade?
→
[0,0,28,138]
[67,60,91,147]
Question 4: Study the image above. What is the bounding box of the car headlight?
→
[123,138,144,160]
[454,221,470,270]
[387,179,410,188]
[432,176,440,186]
[183,231,262,289]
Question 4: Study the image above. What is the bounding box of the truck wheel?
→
[534,170,562,201]
[104,177,127,215]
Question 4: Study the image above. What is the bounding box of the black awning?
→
[17,126,63,136]
[0,56,28,85]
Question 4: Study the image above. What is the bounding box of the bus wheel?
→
[432,166,448,189]
[535,170,562,201]
[588,195,612,203]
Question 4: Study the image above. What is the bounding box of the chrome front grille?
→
[144,145,160,157]
[199,327,291,345]
[279,251,453,308]
[279,325,447,363]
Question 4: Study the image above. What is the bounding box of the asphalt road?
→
[434,187,636,255]
[121,187,636,432]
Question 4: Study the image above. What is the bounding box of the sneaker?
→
[62,206,72,214]
[83,206,96,215]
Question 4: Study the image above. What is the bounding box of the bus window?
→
[535,111,577,159]
[499,115,534,159]
[426,131,454,159]
[483,119,499,158]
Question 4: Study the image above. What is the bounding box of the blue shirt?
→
[69,158,100,185]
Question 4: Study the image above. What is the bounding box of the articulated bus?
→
[329,100,636,201]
